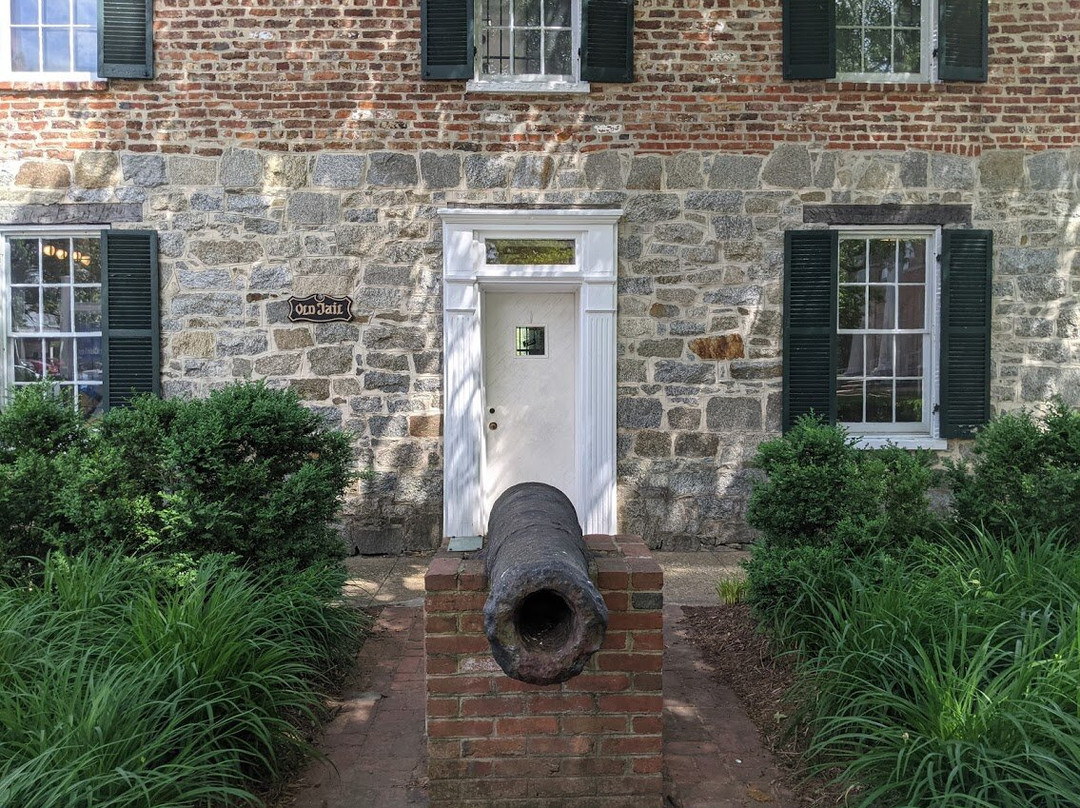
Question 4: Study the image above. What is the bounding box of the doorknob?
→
[488,422,498,430]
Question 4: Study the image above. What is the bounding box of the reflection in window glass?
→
[515,326,546,356]
[479,0,573,78]
[836,0,923,77]
[486,239,575,265]
[8,0,98,73]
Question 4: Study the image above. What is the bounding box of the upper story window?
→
[836,0,931,82]
[2,0,97,79]
[471,0,584,91]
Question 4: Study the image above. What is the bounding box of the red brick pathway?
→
[282,603,794,808]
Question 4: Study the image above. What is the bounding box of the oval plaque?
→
[287,294,353,323]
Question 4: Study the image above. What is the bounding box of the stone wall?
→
[3,143,1078,548]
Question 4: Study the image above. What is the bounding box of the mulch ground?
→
[680,605,846,808]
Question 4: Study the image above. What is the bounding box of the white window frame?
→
[0,226,105,411]
[833,225,946,450]
[0,0,98,81]
[835,0,938,84]
[467,0,589,94]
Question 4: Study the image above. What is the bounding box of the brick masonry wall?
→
[423,534,664,808]
[0,1,1077,156]
[2,144,1078,548]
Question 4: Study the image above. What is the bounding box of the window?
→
[421,0,633,86]
[783,226,992,444]
[2,228,159,415]
[782,0,988,83]
[2,0,97,78]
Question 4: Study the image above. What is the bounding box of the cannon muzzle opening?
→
[483,482,608,685]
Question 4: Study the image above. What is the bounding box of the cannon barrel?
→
[483,482,609,685]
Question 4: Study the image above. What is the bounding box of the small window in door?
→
[486,239,575,265]
[515,325,546,356]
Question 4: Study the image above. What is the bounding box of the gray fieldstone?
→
[191,191,223,211]
[414,352,442,374]
[226,194,270,214]
[75,152,119,189]
[369,415,409,438]
[666,153,703,189]
[368,152,418,187]
[190,239,258,265]
[761,145,812,188]
[930,153,975,190]
[265,154,310,189]
[712,215,753,240]
[308,346,355,375]
[287,193,340,225]
[813,152,837,188]
[364,371,410,393]
[366,352,410,371]
[249,264,292,289]
[654,360,715,385]
[220,149,263,188]
[120,154,166,188]
[584,151,624,189]
[510,155,553,189]
[363,323,426,351]
[315,322,361,343]
[312,154,366,188]
[730,360,782,380]
[979,151,1025,191]
[706,397,762,431]
[674,432,719,457]
[624,194,680,223]
[627,155,662,190]
[703,286,762,306]
[420,152,462,189]
[171,293,243,317]
[618,397,663,429]
[685,190,743,212]
[158,231,185,258]
[999,248,1061,277]
[364,265,413,286]
[634,430,672,458]
[618,359,647,383]
[290,378,331,400]
[178,268,233,290]
[1027,151,1070,191]
[667,407,701,429]
[707,154,762,190]
[464,154,511,189]
[169,156,217,186]
[637,339,684,358]
[900,151,929,187]
[274,329,313,350]
[1016,275,1067,302]
[216,332,268,357]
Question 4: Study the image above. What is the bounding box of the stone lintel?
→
[803,204,972,226]
[0,203,144,226]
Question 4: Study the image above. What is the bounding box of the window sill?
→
[829,78,935,90]
[0,78,108,92]
[850,435,948,451]
[466,79,590,95]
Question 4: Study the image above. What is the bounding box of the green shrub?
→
[0,552,367,808]
[946,399,1080,542]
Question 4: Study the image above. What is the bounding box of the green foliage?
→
[715,572,749,605]
[0,552,367,808]
[783,528,1080,807]
[946,399,1080,542]
[0,382,354,578]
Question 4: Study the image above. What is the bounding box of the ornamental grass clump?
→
[0,552,366,808]
[786,528,1080,808]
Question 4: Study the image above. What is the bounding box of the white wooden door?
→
[482,291,577,519]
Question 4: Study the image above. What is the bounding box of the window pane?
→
[839,240,866,282]
[10,238,40,283]
[72,237,101,283]
[896,0,921,27]
[838,335,863,377]
[837,379,864,422]
[838,286,864,330]
[896,334,923,376]
[515,0,540,26]
[43,0,69,24]
[513,29,541,73]
[836,0,859,27]
[74,28,95,72]
[42,238,69,282]
[898,285,925,329]
[12,28,40,71]
[898,239,925,282]
[867,285,894,329]
[894,28,921,74]
[42,287,65,331]
[14,339,45,381]
[481,28,512,75]
[515,326,546,356]
[74,286,101,331]
[866,380,893,422]
[486,239,575,264]
[545,29,571,76]
[46,338,74,381]
[864,0,891,26]
[866,334,893,376]
[868,238,894,282]
[836,26,861,72]
[12,0,39,23]
[75,0,94,25]
[895,380,922,422]
[544,0,570,26]
[42,27,71,71]
[484,0,510,25]
[865,28,891,73]
[76,336,103,380]
[10,287,39,331]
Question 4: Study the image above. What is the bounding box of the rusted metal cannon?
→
[483,482,609,685]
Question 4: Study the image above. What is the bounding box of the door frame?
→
[439,207,622,539]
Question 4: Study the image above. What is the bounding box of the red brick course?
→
[424,534,664,808]
[1,1,1075,158]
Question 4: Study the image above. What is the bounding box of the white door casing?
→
[483,292,577,515]
[440,208,621,538]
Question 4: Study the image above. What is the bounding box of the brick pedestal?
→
[424,534,664,808]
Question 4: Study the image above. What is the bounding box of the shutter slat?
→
[98,0,153,79]
[783,0,835,80]
[939,0,988,82]
[940,229,992,438]
[102,230,159,409]
[422,0,473,79]
[581,0,633,83]
[783,230,838,431]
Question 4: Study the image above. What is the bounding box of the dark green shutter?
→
[581,0,633,83]
[783,231,838,431]
[422,0,473,79]
[940,230,992,438]
[102,231,159,409]
[782,0,835,80]
[98,0,153,79]
[938,0,988,82]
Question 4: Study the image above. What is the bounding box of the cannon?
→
[483,482,609,685]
